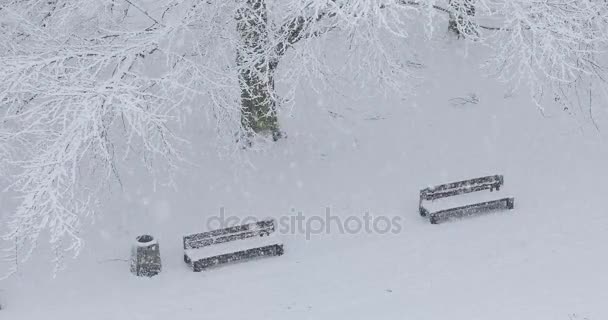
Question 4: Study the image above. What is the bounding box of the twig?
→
[97,258,129,264]
[121,0,164,28]
[397,0,510,31]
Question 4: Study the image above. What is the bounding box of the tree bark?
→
[236,0,281,140]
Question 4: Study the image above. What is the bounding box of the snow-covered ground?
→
[2,40,607,320]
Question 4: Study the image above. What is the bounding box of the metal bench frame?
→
[419,174,515,224]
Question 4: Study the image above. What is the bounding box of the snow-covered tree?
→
[480,1,607,110]
[1,0,606,272]
[0,0,421,272]
[0,0,188,272]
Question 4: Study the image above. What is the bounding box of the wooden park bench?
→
[183,219,284,272]
[419,174,514,224]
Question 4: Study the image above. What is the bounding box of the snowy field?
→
[2,36,608,320]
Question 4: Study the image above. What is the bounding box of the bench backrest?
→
[183,219,276,250]
[420,175,503,201]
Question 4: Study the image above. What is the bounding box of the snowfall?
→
[1,36,608,320]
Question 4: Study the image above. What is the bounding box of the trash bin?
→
[130,234,162,277]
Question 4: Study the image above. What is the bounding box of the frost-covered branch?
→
[0,1,188,273]
[1,0,607,274]
[472,0,608,111]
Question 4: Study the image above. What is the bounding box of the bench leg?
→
[506,198,515,209]
[419,207,428,217]
[429,215,439,224]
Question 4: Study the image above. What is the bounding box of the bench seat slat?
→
[423,183,499,200]
[191,244,283,272]
[430,175,501,191]
[421,175,503,200]
[429,197,514,223]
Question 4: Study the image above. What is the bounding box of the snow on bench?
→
[184,232,282,261]
[419,175,514,224]
[183,219,284,272]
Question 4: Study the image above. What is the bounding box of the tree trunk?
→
[448,0,477,39]
[236,0,281,140]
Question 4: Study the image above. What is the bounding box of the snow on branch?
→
[482,0,608,91]
[1,0,607,274]
[0,1,189,273]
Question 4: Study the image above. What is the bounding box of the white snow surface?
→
[422,186,513,212]
[184,233,282,261]
[1,41,608,320]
